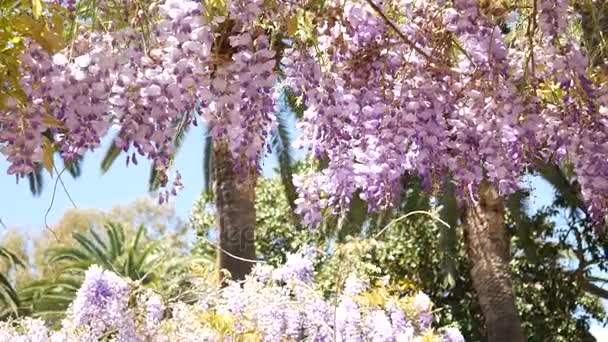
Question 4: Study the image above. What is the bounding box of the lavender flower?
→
[443,327,465,342]
[67,265,136,340]
[272,248,314,284]
[365,310,393,342]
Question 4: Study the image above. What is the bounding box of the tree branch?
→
[362,0,434,62]
[584,280,608,299]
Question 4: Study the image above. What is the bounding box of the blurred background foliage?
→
[1,0,608,340]
[189,160,608,341]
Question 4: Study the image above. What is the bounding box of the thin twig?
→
[200,236,266,264]
[55,165,78,209]
[374,210,451,239]
[0,218,7,230]
[362,0,434,62]
[44,167,69,242]
[524,0,538,83]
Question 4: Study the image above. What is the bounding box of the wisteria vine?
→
[0,252,464,341]
[2,0,608,223]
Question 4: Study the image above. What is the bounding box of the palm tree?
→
[18,223,162,322]
[460,183,525,342]
[0,246,25,319]
[534,161,608,298]
[100,94,300,280]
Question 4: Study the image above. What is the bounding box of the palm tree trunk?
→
[213,141,257,280]
[462,183,525,342]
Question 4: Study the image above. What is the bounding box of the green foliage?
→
[576,0,608,67]
[191,165,608,341]
[0,0,67,109]
[14,223,159,323]
[271,108,299,215]
[509,205,605,342]
[0,246,24,318]
[192,175,317,266]
[10,214,201,325]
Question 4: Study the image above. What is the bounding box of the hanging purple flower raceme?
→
[0,43,51,176]
[66,265,137,341]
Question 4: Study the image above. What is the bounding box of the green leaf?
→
[506,189,538,263]
[64,156,83,178]
[72,233,112,269]
[534,160,582,209]
[272,110,298,215]
[100,141,122,174]
[0,274,19,314]
[131,224,144,251]
[48,247,91,263]
[106,223,122,259]
[202,127,213,196]
[31,0,42,19]
[284,88,305,119]
[149,112,191,191]
[337,191,368,241]
[27,163,44,196]
[0,246,25,268]
[287,15,298,36]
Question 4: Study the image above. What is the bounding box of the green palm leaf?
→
[0,274,19,315]
[27,163,44,196]
[272,109,299,215]
[0,246,24,315]
[149,112,192,191]
[21,222,167,324]
[100,139,122,174]
[202,128,213,196]
[64,156,83,178]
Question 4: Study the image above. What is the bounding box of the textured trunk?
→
[462,183,525,342]
[213,142,257,281]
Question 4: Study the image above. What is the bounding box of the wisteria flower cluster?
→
[0,251,464,341]
[1,0,280,200]
[3,0,608,223]
[285,0,608,225]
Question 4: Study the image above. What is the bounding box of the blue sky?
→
[0,130,205,234]
[0,128,607,338]
[0,125,285,234]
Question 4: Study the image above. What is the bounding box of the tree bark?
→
[213,141,257,281]
[462,183,525,342]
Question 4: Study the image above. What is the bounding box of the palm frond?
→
[27,163,44,196]
[534,161,582,209]
[202,126,213,196]
[64,155,83,178]
[272,110,299,215]
[106,222,126,259]
[48,247,91,263]
[71,233,112,269]
[0,246,25,268]
[150,112,192,191]
[0,274,19,315]
[20,222,171,324]
[506,189,538,263]
[100,138,122,174]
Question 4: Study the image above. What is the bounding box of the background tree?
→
[191,167,608,341]
[3,0,608,339]
[0,198,196,323]
[0,245,24,318]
